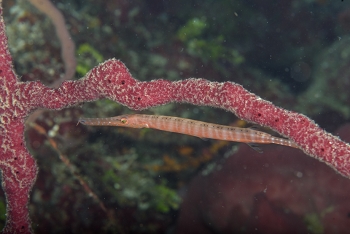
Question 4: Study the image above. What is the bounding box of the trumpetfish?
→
[78,114,299,152]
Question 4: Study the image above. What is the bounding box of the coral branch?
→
[27,58,350,178]
[26,0,77,125]
[0,0,350,233]
[78,60,350,178]
[29,0,76,86]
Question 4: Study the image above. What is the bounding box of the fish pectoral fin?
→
[247,143,263,153]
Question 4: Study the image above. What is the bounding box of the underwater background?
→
[1,0,350,233]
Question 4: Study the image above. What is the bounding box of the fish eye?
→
[120,118,127,124]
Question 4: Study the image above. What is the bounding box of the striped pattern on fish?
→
[78,114,299,150]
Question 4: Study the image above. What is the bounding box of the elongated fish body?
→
[78,114,299,149]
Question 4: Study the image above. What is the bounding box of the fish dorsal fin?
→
[247,143,263,153]
[248,125,261,131]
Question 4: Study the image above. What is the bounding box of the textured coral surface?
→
[1,0,350,233]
